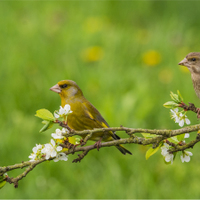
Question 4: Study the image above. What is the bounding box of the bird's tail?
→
[116,144,132,155]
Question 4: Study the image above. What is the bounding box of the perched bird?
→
[50,80,132,155]
[179,52,200,99]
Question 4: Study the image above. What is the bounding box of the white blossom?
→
[184,133,190,138]
[165,153,174,164]
[41,139,62,160]
[170,108,180,123]
[29,153,37,162]
[54,104,73,119]
[170,108,191,127]
[54,112,60,119]
[32,144,43,154]
[161,143,169,157]
[51,128,67,139]
[29,144,43,162]
[181,151,193,163]
[161,143,174,164]
[54,152,68,162]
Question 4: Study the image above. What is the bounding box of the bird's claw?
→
[94,139,102,151]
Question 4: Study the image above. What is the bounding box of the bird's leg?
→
[94,137,103,151]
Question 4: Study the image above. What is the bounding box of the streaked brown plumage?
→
[179,52,200,99]
[50,80,132,155]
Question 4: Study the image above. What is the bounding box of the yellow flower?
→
[142,50,161,66]
[81,46,104,62]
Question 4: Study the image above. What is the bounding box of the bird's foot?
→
[94,138,102,151]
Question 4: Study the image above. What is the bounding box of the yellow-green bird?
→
[50,80,132,155]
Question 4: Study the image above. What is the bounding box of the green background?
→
[1,1,200,199]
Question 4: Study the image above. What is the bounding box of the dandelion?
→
[81,46,104,62]
[142,50,161,66]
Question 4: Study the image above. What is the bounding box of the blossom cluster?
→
[29,128,69,162]
[161,142,193,164]
[54,104,73,119]
[29,104,74,163]
[161,105,193,164]
[170,108,190,127]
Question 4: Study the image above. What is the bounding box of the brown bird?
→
[50,80,132,155]
[179,52,200,99]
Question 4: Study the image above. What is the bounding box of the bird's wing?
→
[82,101,119,140]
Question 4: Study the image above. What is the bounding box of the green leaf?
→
[163,101,179,108]
[35,109,55,121]
[177,90,183,102]
[170,91,179,103]
[168,136,179,144]
[146,144,161,160]
[0,180,6,189]
[177,134,185,142]
[0,174,7,189]
[39,121,54,133]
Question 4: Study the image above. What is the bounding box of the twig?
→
[2,123,200,188]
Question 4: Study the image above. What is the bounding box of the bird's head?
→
[50,80,83,100]
[178,52,200,74]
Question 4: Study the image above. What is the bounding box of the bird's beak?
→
[50,84,61,93]
[178,57,187,66]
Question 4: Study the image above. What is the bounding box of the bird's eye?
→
[60,84,68,88]
[192,58,196,61]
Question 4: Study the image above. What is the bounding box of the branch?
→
[179,102,198,113]
[1,122,200,188]
[60,124,200,138]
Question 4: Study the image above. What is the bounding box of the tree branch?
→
[1,123,200,188]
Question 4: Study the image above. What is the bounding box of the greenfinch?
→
[179,52,200,99]
[50,80,132,155]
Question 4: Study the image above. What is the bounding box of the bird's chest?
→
[192,74,200,99]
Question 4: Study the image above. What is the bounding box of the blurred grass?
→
[1,1,200,198]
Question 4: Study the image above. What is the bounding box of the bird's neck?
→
[60,95,86,108]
